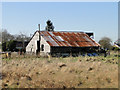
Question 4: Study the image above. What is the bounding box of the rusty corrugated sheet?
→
[40,31,100,47]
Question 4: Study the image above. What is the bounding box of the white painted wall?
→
[40,34,51,53]
[26,31,50,54]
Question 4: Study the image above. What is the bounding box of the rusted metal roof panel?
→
[39,31,100,47]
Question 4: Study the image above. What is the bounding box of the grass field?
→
[1,51,119,88]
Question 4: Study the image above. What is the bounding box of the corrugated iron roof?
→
[39,31,100,47]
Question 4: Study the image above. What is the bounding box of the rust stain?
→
[39,31,100,47]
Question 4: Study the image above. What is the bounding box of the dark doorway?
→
[36,41,40,54]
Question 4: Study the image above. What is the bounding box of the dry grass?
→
[1,51,119,88]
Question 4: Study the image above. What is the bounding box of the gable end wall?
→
[26,32,50,54]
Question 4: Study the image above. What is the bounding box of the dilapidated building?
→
[26,31,100,57]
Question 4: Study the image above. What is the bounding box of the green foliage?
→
[6,40,16,51]
[2,40,16,52]
[99,37,112,50]
[113,47,120,51]
[45,20,54,31]
[2,42,6,51]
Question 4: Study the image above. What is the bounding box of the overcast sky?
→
[2,2,118,42]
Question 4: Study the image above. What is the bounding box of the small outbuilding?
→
[26,31,100,57]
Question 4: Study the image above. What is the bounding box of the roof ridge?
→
[37,30,85,33]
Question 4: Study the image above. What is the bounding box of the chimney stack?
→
[38,24,40,32]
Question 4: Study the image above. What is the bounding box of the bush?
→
[99,37,112,50]
[2,40,16,52]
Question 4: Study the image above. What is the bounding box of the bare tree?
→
[1,29,30,52]
[14,32,30,41]
[2,29,14,42]
[2,29,30,42]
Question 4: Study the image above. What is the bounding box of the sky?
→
[2,2,118,42]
